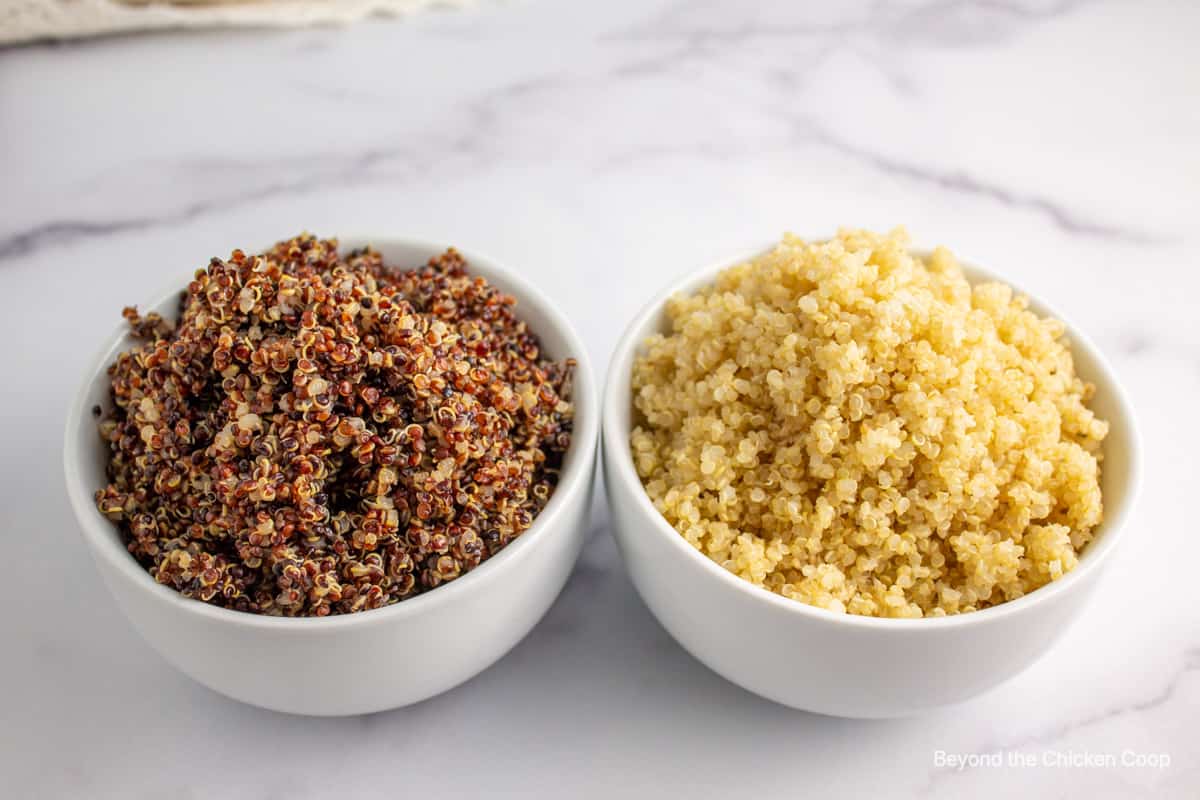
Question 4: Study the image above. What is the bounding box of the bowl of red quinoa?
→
[602,229,1141,717]
[65,234,598,715]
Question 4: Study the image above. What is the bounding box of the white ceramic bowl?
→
[64,237,598,716]
[603,245,1141,718]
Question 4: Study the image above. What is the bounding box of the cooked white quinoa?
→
[630,228,1108,618]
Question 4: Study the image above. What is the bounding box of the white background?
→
[1,1,1196,797]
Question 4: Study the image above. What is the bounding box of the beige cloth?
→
[0,0,472,45]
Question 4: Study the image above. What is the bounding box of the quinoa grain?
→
[96,234,573,616]
[631,228,1107,618]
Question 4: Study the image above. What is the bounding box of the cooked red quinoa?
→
[96,234,574,616]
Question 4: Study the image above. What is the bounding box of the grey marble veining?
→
[1,1,1196,797]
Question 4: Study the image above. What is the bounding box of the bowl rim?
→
[64,234,599,631]
[603,237,1143,631]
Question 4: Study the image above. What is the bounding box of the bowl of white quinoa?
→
[602,228,1140,717]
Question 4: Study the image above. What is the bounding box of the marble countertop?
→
[2,1,1196,797]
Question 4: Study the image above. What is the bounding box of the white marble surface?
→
[2,1,1197,797]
